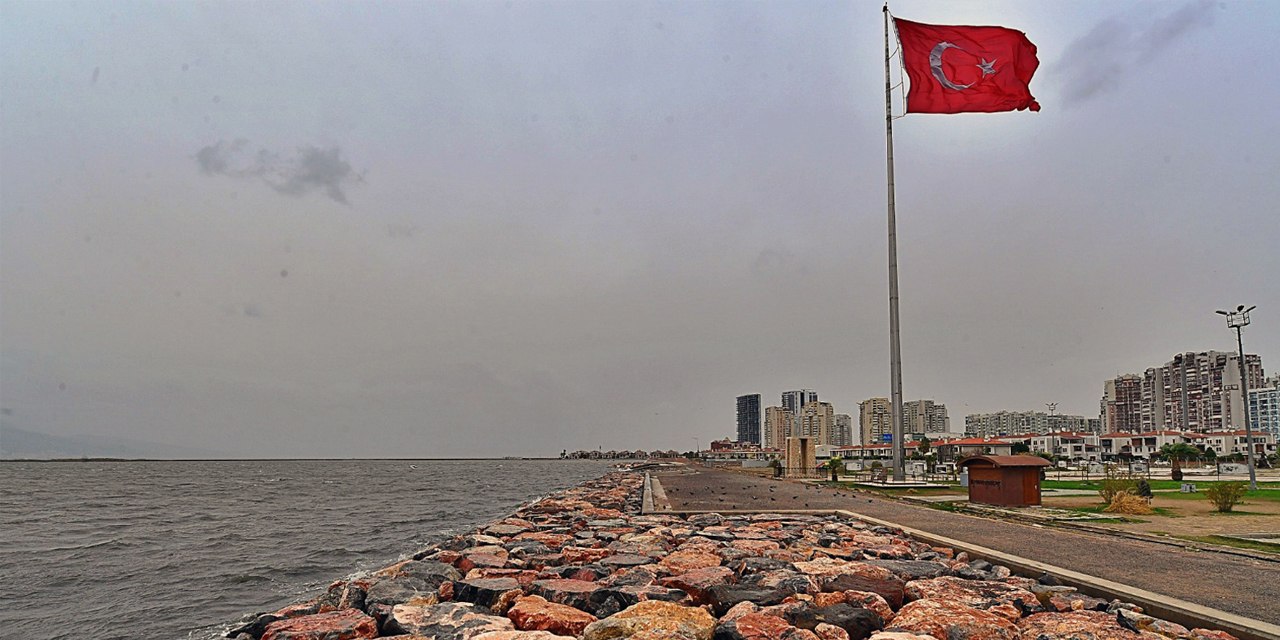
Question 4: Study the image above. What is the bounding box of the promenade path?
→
[653,466,1280,626]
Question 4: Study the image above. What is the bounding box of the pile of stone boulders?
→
[226,471,1241,640]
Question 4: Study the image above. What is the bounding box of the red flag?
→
[894,18,1040,114]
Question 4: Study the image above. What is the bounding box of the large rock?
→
[903,577,1038,617]
[659,566,735,605]
[581,601,717,640]
[887,599,1018,640]
[788,604,883,640]
[315,581,368,614]
[661,550,724,575]
[712,612,813,640]
[528,579,607,613]
[259,610,377,640]
[366,577,431,606]
[472,632,575,640]
[793,559,905,608]
[1018,611,1166,640]
[507,595,599,637]
[707,585,790,616]
[454,578,522,608]
[861,561,950,581]
[387,560,464,586]
[384,602,515,639]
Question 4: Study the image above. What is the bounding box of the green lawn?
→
[1043,479,1280,492]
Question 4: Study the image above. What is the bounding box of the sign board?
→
[846,460,864,471]
[1087,462,1105,475]
[881,434,893,443]
[908,461,927,475]
[1218,463,1250,475]
[1129,460,1148,474]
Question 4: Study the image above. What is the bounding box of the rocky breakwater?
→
[226,471,1242,640]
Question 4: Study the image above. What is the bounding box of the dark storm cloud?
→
[1056,0,1215,106]
[194,141,360,204]
[266,147,357,204]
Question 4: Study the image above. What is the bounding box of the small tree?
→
[1160,443,1200,481]
[1011,441,1031,455]
[827,457,845,481]
[918,436,932,455]
[1205,482,1247,513]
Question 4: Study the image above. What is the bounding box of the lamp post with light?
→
[1216,305,1258,490]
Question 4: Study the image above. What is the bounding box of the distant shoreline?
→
[0,457,592,463]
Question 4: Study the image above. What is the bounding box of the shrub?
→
[1205,482,1247,513]
[1103,490,1154,515]
[1099,469,1138,505]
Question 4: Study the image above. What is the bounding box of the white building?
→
[1250,376,1280,438]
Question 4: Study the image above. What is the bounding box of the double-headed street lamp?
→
[1216,305,1258,490]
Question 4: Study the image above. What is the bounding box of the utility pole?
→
[1216,305,1258,490]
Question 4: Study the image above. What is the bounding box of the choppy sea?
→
[0,458,616,640]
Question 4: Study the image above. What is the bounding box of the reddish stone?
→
[1018,611,1165,640]
[903,577,1038,613]
[472,632,576,640]
[1191,631,1239,640]
[888,599,1018,640]
[721,601,762,623]
[717,612,814,640]
[386,602,515,637]
[465,568,541,587]
[562,547,612,564]
[658,566,734,604]
[438,581,454,601]
[260,609,377,640]
[814,623,851,640]
[660,550,723,575]
[508,595,600,636]
[527,554,566,570]
[793,559,905,608]
[842,592,895,625]
[273,602,321,619]
[516,532,576,549]
[458,553,508,573]
[867,634,940,640]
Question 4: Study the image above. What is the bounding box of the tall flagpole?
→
[883,5,905,481]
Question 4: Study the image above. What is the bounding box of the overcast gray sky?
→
[2,0,1276,457]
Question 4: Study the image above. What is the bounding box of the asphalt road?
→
[654,466,1280,625]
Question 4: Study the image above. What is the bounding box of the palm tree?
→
[1160,443,1200,482]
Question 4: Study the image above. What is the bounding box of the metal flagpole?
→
[884,4,905,482]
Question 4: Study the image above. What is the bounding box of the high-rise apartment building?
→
[1102,351,1266,433]
[832,414,854,447]
[965,410,1098,437]
[763,405,793,449]
[1101,374,1143,433]
[1251,375,1280,438]
[782,390,818,419]
[902,400,950,435]
[801,401,834,445]
[859,398,892,445]
[736,394,762,445]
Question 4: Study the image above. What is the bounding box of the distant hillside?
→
[0,423,229,459]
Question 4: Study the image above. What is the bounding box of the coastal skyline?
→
[2,1,1277,458]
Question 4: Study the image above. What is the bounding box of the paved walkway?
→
[654,466,1280,625]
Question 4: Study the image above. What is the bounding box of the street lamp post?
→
[692,437,700,461]
[1216,305,1258,490]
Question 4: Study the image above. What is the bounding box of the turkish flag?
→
[895,18,1040,114]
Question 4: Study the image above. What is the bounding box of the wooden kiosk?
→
[958,455,1051,507]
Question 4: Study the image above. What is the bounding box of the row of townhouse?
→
[826,430,1277,464]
